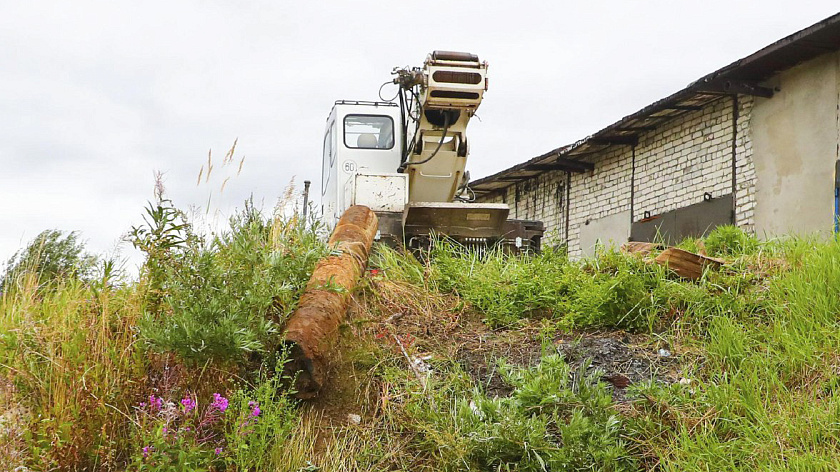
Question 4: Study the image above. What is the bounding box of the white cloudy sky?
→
[2,0,838,270]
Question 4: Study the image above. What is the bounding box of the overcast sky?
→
[3,1,839,271]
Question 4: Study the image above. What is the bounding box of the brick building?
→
[472,13,840,257]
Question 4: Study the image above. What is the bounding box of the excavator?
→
[286,52,548,397]
[319,51,544,252]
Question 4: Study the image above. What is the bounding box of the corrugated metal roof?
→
[471,12,840,196]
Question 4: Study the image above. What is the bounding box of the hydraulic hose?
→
[398,112,450,172]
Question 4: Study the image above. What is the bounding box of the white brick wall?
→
[566,146,632,256]
[735,97,756,232]
[476,95,757,257]
[481,172,568,242]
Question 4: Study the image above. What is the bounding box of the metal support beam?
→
[526,157,594,174]
[665,105,702,111]
[630,145,636,223]
[526,164,567,171]
[616,126,657,132]
[556,157,594,172]
[528,164,587,173]
[731,95,739,224]
[561,150,603,160]
[564,171,571,245]
[698,79,774,98]
[589,135,639,146]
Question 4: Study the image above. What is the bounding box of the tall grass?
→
[0,195,326,470]
[7,207,840,471]
[389,234,760,332]
[0,270,142,470]
[626,236,840,471]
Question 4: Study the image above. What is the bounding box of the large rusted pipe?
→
[283,205,378,398]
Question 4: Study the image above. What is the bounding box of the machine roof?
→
[471,12,840,196]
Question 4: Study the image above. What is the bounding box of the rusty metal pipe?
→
[282,205,378,398]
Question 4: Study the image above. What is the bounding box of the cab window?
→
[344,115,394,149]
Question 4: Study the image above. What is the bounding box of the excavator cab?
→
[320,101,404,227]
[320,53,544,253]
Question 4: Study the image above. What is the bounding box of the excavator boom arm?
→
[394,51,488,203]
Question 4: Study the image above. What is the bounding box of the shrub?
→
[1,229,97,292]
[134,201,327,364]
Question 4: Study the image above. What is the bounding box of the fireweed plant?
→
[128,364,297,471]
[222,368,298,470]
[129,392,230,471]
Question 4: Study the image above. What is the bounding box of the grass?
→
[0,197,326,470]
[393,235,756,333]
[368,229,840,471]
[389,355,638,471]
[0,269,142,469]
[4,206,840,471]
[619,234,840,471]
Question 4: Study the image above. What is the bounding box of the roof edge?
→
[471,11,840,192]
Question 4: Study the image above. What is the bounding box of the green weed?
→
[704,225,760,257]
[135,201,327,365]
[396,355,637,471]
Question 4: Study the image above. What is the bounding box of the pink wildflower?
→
[148,395,163,411]
[215,447,223,455]
[249,401,261,417]
[211,393,228,412]
[181,396,196,414]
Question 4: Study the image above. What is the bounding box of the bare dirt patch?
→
[554,332,683,401]
[308,274,689,433]
[456,328,684,402]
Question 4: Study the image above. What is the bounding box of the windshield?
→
[344,115,394,149]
